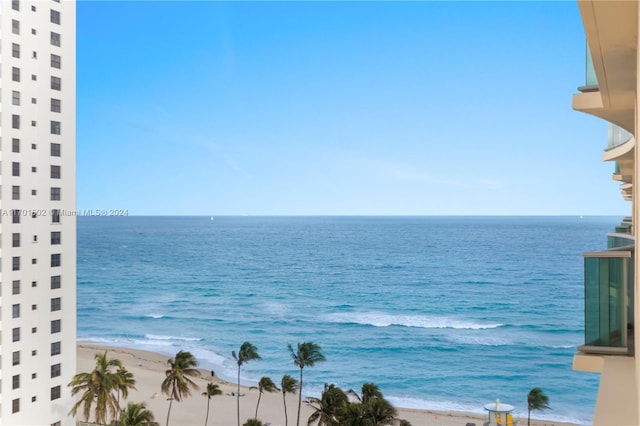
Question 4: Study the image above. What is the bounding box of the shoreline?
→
[77,342,579,426]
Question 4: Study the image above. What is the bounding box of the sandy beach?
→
[76,343,578,426]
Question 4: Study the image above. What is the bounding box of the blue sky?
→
[77,1,628,216]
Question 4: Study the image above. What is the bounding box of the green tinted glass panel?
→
[584,257,626,348]
[586,44,598,87]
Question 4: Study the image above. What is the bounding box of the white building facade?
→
[0,0,75,424]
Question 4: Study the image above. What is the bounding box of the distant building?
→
[573,1,639,425]
[0,0,76,424]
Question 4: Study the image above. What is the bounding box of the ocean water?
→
[77,216,613,425]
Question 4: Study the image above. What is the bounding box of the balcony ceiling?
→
[579,0,638,132]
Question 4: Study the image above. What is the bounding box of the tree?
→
[116,367,137,423]
[118,402,156,426]
[281,374,299,426]
[527,387,550,426]
[255,376,278,420]
[345,383,398,426]
[243,419,263,426]
[232,342,262,426]
[306,383,347,426]
[288,342,326,426]
[68,351,124,425]
[202,383,222,426]
[161,351,200,426]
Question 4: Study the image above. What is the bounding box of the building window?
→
[12,233,20,248]
[51,32,60,47]
[50,120,61,135]
[51,143,61,157]
[51,165,61,179]
[31,5,35,11]
[51,297,61,312]
[12,351,20,366]
[32,166,37,173]
[12,138,20,153]
[31,327,36,333]
[51,209,60,223]
[50,363,61,378]
[51,254,61,267]
[12,375,20,390]
[32,304,36,310]
[32,97,37,104]
[31,120,36,127]
[32,396,36,403]
[51,187,61,201]
[12,256,20,271]
[12,304,20,319]
[12,90,20,106]
[51,385,61,401]
[51,341,61,355]
[51,231,61,245]
[32,74,37,81]
[50,54,61,69]
[32,143,37,149]
[51,76,61,91]
[12,186,20,200]
[51,275,61,289]
[12,327,20,342]
[12,209,20,224]
[12,43,20,58]
[12,19,19,34]
[12,67,20,82]
[50,9,60,24]
[51,98,61,113]
[51,319,61,333]
[31,281,37,287]
[12,398,19,414]
[12,162,20,177]
[12,280,20,295]
[12,0,19,11]
[31,258,37,265]
[12,114,20,129]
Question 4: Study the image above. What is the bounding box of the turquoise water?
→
[77,216,612,425]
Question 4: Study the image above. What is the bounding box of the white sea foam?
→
[145,334,202,342]
[324,312,502,330]
[145,313,164,319]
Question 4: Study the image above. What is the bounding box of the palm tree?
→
[527,387,550,426]
[281,374,299,426]
[116,367,137,423]
[202,383,222,426]
[255,376,278,420]
[232,342,262,426]
[306,383,347,426]
[161,350,201,426]
[288,342,326,426]
[345,383,397,426]
[68,351,123,425]
[119,402,156,426]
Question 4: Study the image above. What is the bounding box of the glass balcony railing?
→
[607,234,634,248]
[586,43,598,88]
[581,249,634,355]
[607,124,633,150]
[578,42,599,92]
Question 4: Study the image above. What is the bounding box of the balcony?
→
[580,248,634,355]
[579,43,599,93]
[607,124,633,150]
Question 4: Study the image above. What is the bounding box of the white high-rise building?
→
[0,0,75,424]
